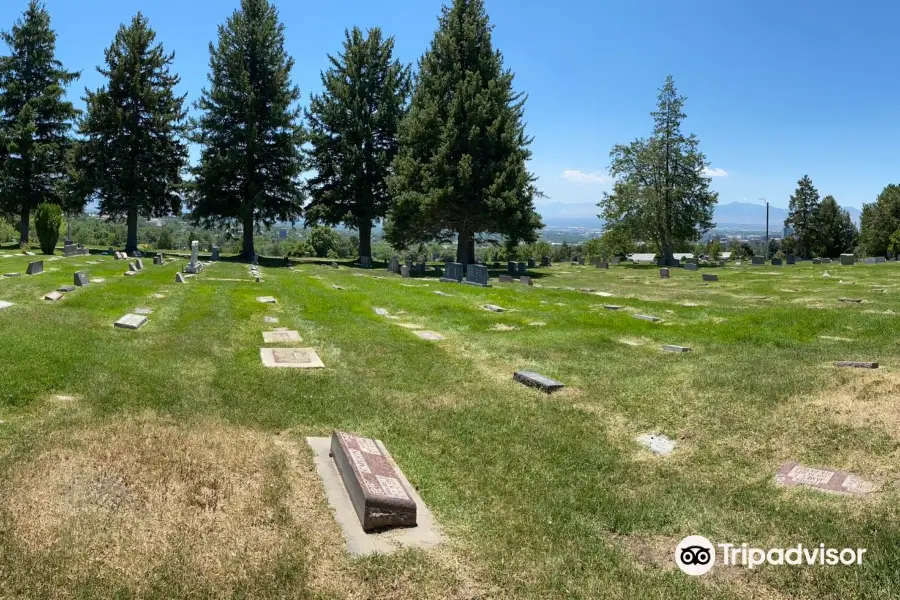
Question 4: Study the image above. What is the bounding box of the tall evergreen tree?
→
[598,76,717,266]
[74,13,187,253]
[386,0,543,267]
[812,195,858,258]
[305,27,410,260]
[785,175,821,259]
[0,0,79,245]
[191,0,305,260]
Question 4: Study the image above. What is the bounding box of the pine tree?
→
[191,0,306,260]
[0,0,79,245]
[74,13,187,253]
[599,76,718,267]
[305,27,410,260]
[859,184,900,257]
[785,175,820,259]
[386,0,543,267]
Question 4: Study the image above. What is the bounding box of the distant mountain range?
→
[536,201,862,229]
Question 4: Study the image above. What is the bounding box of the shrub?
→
[34,202,63,255]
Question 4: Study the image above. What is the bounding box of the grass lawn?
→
[0,249,897,599]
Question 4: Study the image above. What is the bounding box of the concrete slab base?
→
[306,436,444,556]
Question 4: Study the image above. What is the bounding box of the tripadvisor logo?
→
[674,536,867,575]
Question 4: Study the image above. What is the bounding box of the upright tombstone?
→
[771,258,782,266]
[541,256,551,267]
[813,258,822,265]
[464,264,491,287]
[507,261,517,275]
[751,256,765,265]
[135,258,144,270]
[74,271,89,287]
[578,256,585,265]
[128,262,138,272]
[596,261,609,269]
[702,274,718,282]
[520,275,533,286]
[175,272,186,283]
[840,254,855,266]
[154,254,164,265]
[610,257,620,266]
[184,241,204,274]
[401,265,410,278]
[63,243,78,257]
[876,256,886,263]
[441,262,464,283]
[786,255,796,265]
[388,256,399,273]
[26,261,43,275]
[685,263,698,271]
[498,274,514,283]
[517,262,527,276]
[527,258,536,268]
[822,258,832,264]
[659,268,670,279]
[211,246,220,261]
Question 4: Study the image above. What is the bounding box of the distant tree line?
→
[0,0,541,265]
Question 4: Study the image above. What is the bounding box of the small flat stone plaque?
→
[513,371,564,393]
[260,347,324,368]
[603,305,623,311]
[124,271,138,277]
[633,314,662,323]
[0,300,14,310]
[433,290,451,296]
[257,296,277,304]
[134,307,153,315]
[330,431,417,532]
[662,345,691,353]
[264,316,279,323]
[114,314,148,330]
[373,307,389,316]
[57,285,75,292]
[3,273,20,278]
[262,330,302,343]
[414,331,445,341]
[834,361,878,369]
[635,434,676,456]
[775,462,878,495]
[44,291,63,301]
[702,274,719,282]
[838,298,862,303]
[484,304,505,313]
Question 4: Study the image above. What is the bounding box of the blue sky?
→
[3,0,899,212]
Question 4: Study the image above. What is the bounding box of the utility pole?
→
[763,198,769,260]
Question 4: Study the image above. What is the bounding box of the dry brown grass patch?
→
[809,369,900,443]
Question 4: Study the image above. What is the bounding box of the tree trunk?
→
[125,205,139,253]
[467,238,476,264]
[456,227,470,271]
[358,220,372,259]
[18,204,30,246]
[242,211,255,260]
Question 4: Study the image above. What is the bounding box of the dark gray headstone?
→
[26,260,43,275]
[702,274,718,282]
[507,261,517,275]
[128,262,137,272]
[578,257,585,265]
[786,255,796,265]
[74,271,89,287]
[211,246,220,261]
[175,273,186,283]
[813,258,822,264]
[596,261,609,269]
[135,258,144,270]
[441,261,464,283]
[513,371,564,393]
[685,263,698,271]
[57,285,75,293]
[499,274,514,283]
[401,265,410,278]
[840,254,855,266]
[771,258,782,266]
[388,256,399,273]
[527,258,536,268]
[520,275,533,286]
[659,268,670,278]
[517,262,527,276]
[464,264,491,287]
[541,256,551,267]
[752,256,765,265]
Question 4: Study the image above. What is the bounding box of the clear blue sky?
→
[3,0,899,211]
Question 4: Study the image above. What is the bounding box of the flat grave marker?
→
[262,330,302,343]
[604,305,623,311]
[373,307,389,316]
[702,274,718,282]
[0,300,14,310]
[114,314,148,330]
[633,314,662,323]
[3,273,20,278]
[43,291,63,301]
[257,296,277,304]
[264,316,279,324]
[483,304,505,313]
[635,434,676,456]
[838,298,862,303]
[775,462,878,495]
[260,347,324,369]
[414,331,445,341]
[57,285,75,292]
[834,361,878,369]
[133,307,153,315]
[662,345,691,353]
[513,371,564,393]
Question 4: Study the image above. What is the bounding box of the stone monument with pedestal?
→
[184,241,204,274]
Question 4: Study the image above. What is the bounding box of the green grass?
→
[0,249,898,599]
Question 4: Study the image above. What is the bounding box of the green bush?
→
[34,202,63,255]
